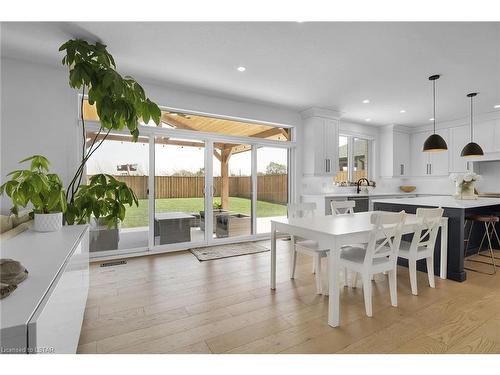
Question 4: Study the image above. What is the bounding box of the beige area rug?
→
[190,242,270,261]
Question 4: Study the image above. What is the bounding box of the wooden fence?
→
[93,174,288,204]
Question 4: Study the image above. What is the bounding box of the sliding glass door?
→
[153,136,207,248]
[211,143,253,240]
[85,131,150,254]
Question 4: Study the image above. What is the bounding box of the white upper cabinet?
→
[449,125,469,173]
[301,108,340,176]
[379,126,410,177]
[410,131,430,176]
[410,128,449,176]
[474,120,495,153]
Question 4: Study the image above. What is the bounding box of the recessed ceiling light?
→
[365,118,371,122]
[237,66,246,72]
[494,104,500,109]
[362,99,370,104]
[400,109,406,113]
[429,118,435,121]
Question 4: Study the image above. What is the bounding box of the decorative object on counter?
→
[450,172,480,200]
[0,282,17,299]
[461,92,484,157]
[399,185,416,193]
[0,155,67,232]
[423,75,448,152]
[0,258,29,299]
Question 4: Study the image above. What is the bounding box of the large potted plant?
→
[0,155,67,232]
[58,40,161,244]
[66,174,138,251]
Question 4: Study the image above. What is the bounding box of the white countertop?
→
[302,192,424,198]
[0,225,88,329]
[372,196,500,209]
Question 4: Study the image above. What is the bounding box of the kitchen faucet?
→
[356,178,370,194]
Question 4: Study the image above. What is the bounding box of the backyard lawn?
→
[122,197,287,228]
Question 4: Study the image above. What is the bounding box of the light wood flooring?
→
[77,240,500,354]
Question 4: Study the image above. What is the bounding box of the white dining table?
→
[270,211,448,328]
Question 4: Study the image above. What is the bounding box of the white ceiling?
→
[2,22,499,126]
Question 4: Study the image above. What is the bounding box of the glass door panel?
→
[85,131,149,253]
[212,143,252,239]
[154,137,206,247]
[256,147,288,233]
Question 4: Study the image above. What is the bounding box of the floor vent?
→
[100,260,127,267]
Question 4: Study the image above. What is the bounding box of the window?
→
[335,136,349,183]
[335,135,371,183]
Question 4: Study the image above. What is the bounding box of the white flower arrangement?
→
[449,171,481,183]
[450,171,480,199]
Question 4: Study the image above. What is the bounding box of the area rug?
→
[190,242,269,261]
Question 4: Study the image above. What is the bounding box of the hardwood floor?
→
[77,240,500,354]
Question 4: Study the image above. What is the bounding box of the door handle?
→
[429,163,432,175]
[400,164,404,175]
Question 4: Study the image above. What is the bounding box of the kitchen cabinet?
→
[379,127,411,177]
[449,125,469,173]
[410,129,449,176]
[301,109,339,176]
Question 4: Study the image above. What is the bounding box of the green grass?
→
[122,197,287,228]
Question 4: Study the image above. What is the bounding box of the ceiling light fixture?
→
[237,66,246,72]
[461,92,484,157]
[400,109,406,113]
[362,99,370,104]
[423,75,448,152]
[494,104,500,109]
[429,118,434,121]
[365,118,371,122]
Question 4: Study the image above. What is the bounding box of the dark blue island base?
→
[374,201,500,282]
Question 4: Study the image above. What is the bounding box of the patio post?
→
[221,147,233,210]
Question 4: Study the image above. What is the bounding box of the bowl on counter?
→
[399,185,416,193]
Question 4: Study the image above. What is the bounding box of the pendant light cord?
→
[470,95,474,141]
[433,79,436,134]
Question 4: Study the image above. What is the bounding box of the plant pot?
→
[34,212,63,232]
[89,218,120,252]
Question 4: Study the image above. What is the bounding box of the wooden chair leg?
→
[409,259,418,296]
[362,274,373,317]
[426,256,435,288]
[388,269,398,307]
[312,259,316,274]
[344,267,348,287]
[314,254,322,294]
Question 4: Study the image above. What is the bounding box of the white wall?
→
[1,57,80,213]
[0,57,302,213]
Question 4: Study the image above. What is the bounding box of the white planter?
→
[34,212,63,232]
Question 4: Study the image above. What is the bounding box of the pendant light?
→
[423,74,448,152]
[461,92,484,157]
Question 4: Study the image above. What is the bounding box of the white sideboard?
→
[0,225,89,354]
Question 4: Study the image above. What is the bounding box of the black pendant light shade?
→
[461,92,484,157]
[423,74,448,152]
[423,133,449,152]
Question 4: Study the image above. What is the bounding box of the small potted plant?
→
[65,174,138,251]
[0,155,67,232]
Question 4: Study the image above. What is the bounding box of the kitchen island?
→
[373,196,500,282]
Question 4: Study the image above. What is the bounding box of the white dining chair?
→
[288,202,329,294]
[330,200,355,215]
[339,211,406,317]
[397,207,444,295]
[330,200,357,287]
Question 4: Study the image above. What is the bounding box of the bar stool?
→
[463,214,500,275]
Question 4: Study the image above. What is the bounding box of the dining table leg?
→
[328,243,340,327]
[271,223,277,290]
[440,218,448,279]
